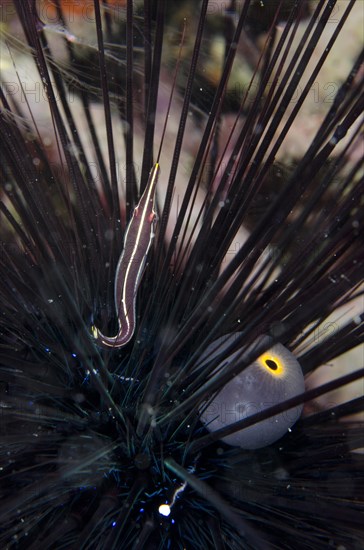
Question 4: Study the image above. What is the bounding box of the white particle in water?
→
[159,504,171,517]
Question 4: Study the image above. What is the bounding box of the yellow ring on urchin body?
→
[258,352,285,378]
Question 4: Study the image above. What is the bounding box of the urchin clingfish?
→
[92,163,160,348]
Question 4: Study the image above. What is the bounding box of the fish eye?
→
[199,334,305,449]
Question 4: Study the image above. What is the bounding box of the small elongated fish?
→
[92,163,160,348]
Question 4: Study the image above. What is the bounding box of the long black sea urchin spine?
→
[0,1,363,549]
